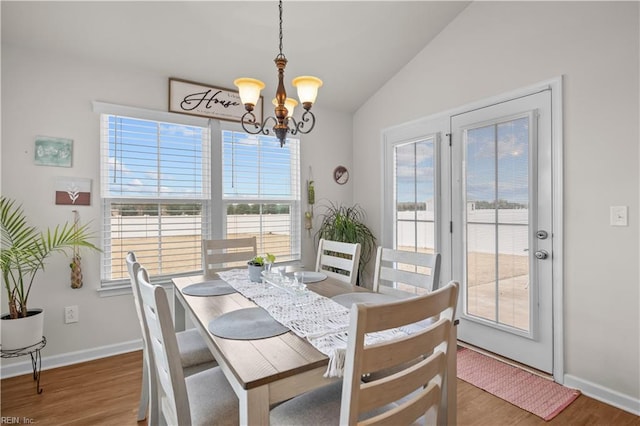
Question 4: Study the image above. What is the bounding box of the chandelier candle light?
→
[234,0,322,147]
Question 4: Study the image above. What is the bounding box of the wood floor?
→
[1,350,637,425]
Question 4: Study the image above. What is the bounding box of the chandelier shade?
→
[234,78,265,108]
[292,76,323,106]
[233,0,322,147]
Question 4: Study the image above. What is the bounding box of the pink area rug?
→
[457,348,580,421]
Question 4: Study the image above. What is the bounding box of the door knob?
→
[534,250,549,260]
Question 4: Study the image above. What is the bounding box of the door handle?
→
[534,250,549,260]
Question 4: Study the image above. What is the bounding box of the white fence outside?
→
[396,209,529,255]
[110,214,290,237]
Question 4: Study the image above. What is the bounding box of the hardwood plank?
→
[1,351,145,426]
[2,351,638,425]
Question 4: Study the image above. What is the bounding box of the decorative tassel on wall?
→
[70,210,83,289]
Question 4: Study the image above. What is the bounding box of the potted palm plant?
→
[0,196,99,350]
[315,202,377,285]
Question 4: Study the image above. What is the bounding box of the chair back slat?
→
[361,318,449,374]
[373,247,442,295]
[315,239,362,285]
[203,237,257,278]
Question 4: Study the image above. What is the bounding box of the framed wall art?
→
[55,177,91,206]
[168,78,263,123]
[34,136,73,167]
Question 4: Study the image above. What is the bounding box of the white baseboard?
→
[564,374,640,416]
[0,339,143,379]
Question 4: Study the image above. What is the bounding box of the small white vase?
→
[1,309,44,351]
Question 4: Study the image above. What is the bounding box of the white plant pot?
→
[248,264,264,282]
[1,309,44,351]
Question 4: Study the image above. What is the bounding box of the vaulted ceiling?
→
[2,1,470,113]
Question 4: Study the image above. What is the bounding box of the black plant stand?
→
[1,336,46,394]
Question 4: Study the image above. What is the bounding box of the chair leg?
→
[147,349,160,426]
[137,350,150,421]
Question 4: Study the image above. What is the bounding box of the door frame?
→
[381,77,564,382]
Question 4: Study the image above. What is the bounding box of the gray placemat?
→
[208,307,289,340]
[331,292,400,308]
[182,280,237,296]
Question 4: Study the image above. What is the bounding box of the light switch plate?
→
[610,206,628,226]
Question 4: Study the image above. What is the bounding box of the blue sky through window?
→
[107,116,207,199]
[395,138,435,205]
[222,130,295,199]
[466,116,529,206]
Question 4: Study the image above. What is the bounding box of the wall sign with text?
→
[168,78,263,123]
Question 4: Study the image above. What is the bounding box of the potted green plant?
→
[247,253,275,282]
[315,203,377,285]
[0,196,99,350]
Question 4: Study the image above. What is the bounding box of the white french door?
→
[451,90,554,373]
[383,80,562,377]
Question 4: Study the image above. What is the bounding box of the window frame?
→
[95,102,212,288]
[217,122,302,263]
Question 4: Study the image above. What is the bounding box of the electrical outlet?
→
[64,305,79,324]
[610,206,628,226]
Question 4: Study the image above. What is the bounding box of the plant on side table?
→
[0,196,99,350]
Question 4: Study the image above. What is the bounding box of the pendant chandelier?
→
[234,0,322,147]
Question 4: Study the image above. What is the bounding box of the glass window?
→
[99,112,302,287]
[100,114,211,284]
[394,137,437,255]
[222,130,301,263]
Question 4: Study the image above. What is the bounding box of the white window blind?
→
[100,113,211,284]
[222,130,301,262]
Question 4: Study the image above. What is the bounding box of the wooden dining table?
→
[172,271,457,426]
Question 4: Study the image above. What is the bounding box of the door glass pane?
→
[465,118,530,332]
[394,138,436,294]
[395,138,435,254]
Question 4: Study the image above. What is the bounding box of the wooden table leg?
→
[239,384,270,426]
[173,287,186,332]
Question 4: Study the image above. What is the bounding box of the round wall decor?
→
[333,166,349,185]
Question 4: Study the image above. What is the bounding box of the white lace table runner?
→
[216,269,413,377]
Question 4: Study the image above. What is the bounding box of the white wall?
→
[0,44,353,369]
[353,1,639,412]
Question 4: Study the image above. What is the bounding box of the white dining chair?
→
[126,252,217,422]
[202,237,257,278]
[372,247,441,297]
[315,238,362,286]
[137,266,239,426]
[271,281,460,426]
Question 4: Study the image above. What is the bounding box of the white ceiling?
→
[1,1,470,113]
